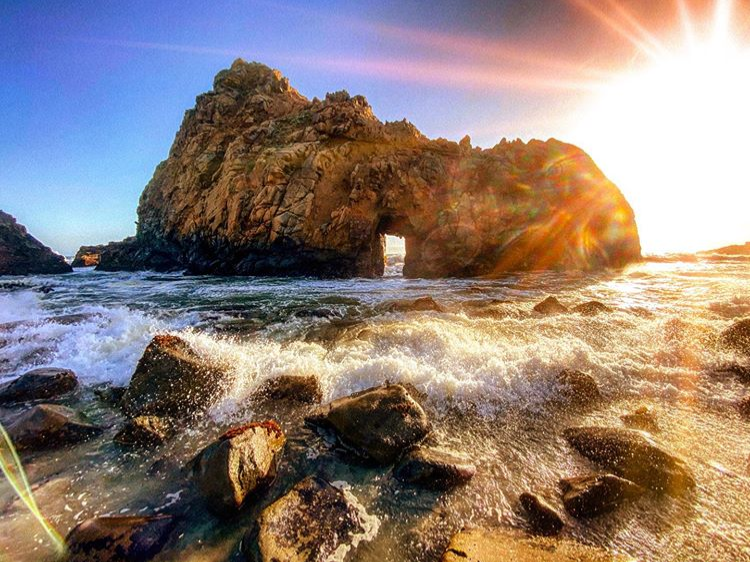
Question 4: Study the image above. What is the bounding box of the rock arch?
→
[92,60,641,278]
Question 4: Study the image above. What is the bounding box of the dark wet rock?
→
[721,319,750,356]
[146,457,181,477]
[383,296,444,313]
[620,406,660,433]
[306,383,430,465]
[0,210,72,275]
[441,528,630,561]
[564,426,695,494]
[93,383,128,407]
[572,301,612,316]
[253,375,322,404]
[519,492,565,536]
[121,335,229,419]
[555,369,600,406]
[191,421,286,514]
[114,416,175,447]
[6,404,103,451]
[0,367,78,404]
[71,245,102,267]
[533,296,568,315]
[393,447,476,490]
[560,474,645,518]
[737,396,750,419]
[714,363,750,384]
[243,476,372,562]
[303,318,367,345]
[66,514,176,562]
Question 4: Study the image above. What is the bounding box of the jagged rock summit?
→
[0,211,72,275]
[87,59,641,278]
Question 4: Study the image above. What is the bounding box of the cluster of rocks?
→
[4,312,749,561]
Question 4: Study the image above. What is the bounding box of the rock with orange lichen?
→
[93,59,641,278]
[190,421,286,514]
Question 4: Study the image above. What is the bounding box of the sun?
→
[569,1,750,254]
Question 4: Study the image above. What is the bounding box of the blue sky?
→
[2,0,745,255]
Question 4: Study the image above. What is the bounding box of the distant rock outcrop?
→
[71,245,102,267]
[0,210,71,275]
[700,241,750,255]
[89,59,641,278]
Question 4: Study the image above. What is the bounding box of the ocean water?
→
[0,253,749,561]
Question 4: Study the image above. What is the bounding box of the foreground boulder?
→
[0,210,72,275]
[554,369,600,406]
[6,404,103,451]
[393,447,476,490]
[533,297,568,315]
[0,367,78,404]
[518,492,565,536]
[66,515,175,562]
[560,474,645,518]
[564,427,695,493]
[243,476,376,562]
[89,60,640,278]
[121,335,229,419]
[441,528,630,561]
[114,416,175,447]
[191,421,286,514]
[252,374,322,404]
[721,319,750,356]
[305,384,430,464]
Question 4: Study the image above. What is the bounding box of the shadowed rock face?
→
[91,59,641,278]
[0,211,72,275]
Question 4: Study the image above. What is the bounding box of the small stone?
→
[114,416,175,446]
[243,476,375,562]
[393,447,476,490]
[0,367,78,404]
[572,301,612,316]
[555,369,600,405]
[305,383,430,465]
[253,374,322,404]
[384,296,444,313]
[191,421,286,514]
[93,384,128,407]
[620,406,660,433]
[6,404,103,451]
[533,296,568,315]
[519,492,565,536]
[66,514,175,562]
[564,426,695,494]
[560,474,645,518]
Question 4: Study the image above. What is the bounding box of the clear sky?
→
[1,0,748,256]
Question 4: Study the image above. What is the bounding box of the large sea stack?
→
[0,210,72,275]
[89,59,641,278]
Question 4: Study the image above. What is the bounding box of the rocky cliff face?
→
[0,211,72,275]
[93,59,641,277]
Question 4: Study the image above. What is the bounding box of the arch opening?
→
[375,214,415,278]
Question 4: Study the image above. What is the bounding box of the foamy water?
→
[0,256,749,561]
